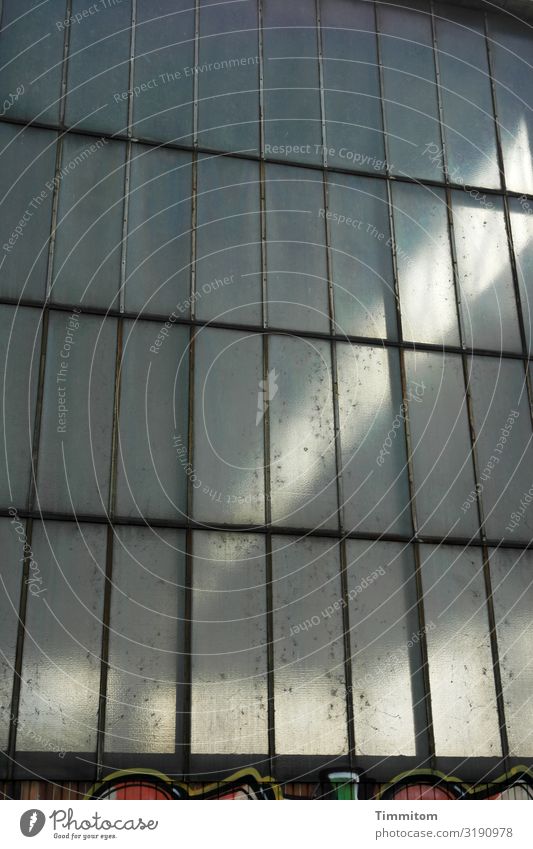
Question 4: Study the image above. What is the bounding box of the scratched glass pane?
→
[392,182,459,345]
[51,135,126,310]
[263,0,322,165]
[0,519,24,750]
[405,350,479,539]
[420,543,501,757]
[265,164,329,333]
[378,1,441,181]
[198,0,260,154]
[468,356,533,542]
[346,540,424,757]
[0,124,56,301]
[488,16,533,194]
[489,547,533,757]
[0,0,66,124]
[321,0,385,173]
[65,0,131,134]
[509,197,533,355]
[116,320,189,520]
[272,536,347,755]
[191,532,268,754]
[327,173,397,339]
[17,521,106,753]
[0,306,41,509]
[133,0,194,144]
[125,145,192,316]
[435,3,500,190]
[269,335,338,530]
[193,329,264,524]
[337,343,411,535]
[452,193,521,353]
[196,155,262,326]
[105,527,186,754]
[36,312,117,515]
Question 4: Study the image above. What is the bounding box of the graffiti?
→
[378,766,533,801]
[87,768,283,800]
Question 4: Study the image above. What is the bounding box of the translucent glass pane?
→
[191,532,267,754]
[269,335,338,530]
[0,306,41,509]
[0,124,56,301]
[0,518,23,750]
[346,540,423,757]
[17,521,106,752]
[198,0,260,153]
[378,2,441,181]
[327,174,396,339]
[193,329,264,524]
[489,547,533,757]
[435,4,500,190]
[265,164,329,333]
[321,0,385,173]
[509,198,533,355]
[488,17,533,194]
[105,527,186,754]
[263,0,322,165]
[52,135,126,310]
[36,312,117,515]
[420,543,501,757]
[272,536,347,755]
[116,320,189,520]
[196,155,261,325]
[0,0,66,124]
[125,145,192,316]
[392,183,459,345]
[133,0,194,144]
[337,343,411,535]
[405,351,479,538]
[452,193,520,353]
[468,357,533,542]
[65,0,131,134]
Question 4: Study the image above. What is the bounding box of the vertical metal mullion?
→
[95,524,115,778]
[429,0,449,184]
[315,0,328,169]
[193,0,200,151]
[373,0,391,181]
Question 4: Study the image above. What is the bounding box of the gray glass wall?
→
[0,0,532,782]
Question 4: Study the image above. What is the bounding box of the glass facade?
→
[0,0,532,788]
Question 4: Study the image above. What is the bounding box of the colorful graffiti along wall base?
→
[84,766,533,801]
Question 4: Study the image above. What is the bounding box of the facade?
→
[0,0,533,800]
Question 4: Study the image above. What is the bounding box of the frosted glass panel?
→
[327,174,397,339]
[52,136,126,310]
[436,4,500,190]
[321,0,385,172]
[489,547,533,757]
[133,0,194,144]
[392,183,459,345]
[0,124,56,301]
[337,343,411,535]
[272,536,347,755]
[452,193,520,353]
[17,522,106,752]
[269,335,338,530]
[346,540,423,757]
[191,532,268,754]
[509,198,533,355]
[0,519,23,750]
[468,357,533,542]
[125,146,192,316]
[420,543,501,757]
[193,329,264,524]
[405,351,479,538]
[116,320,189,520]
[36,313,117,515]
[0,307,41,509]
[265,164,329,333]
[196,155,261,325]
[105,527,185,754]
